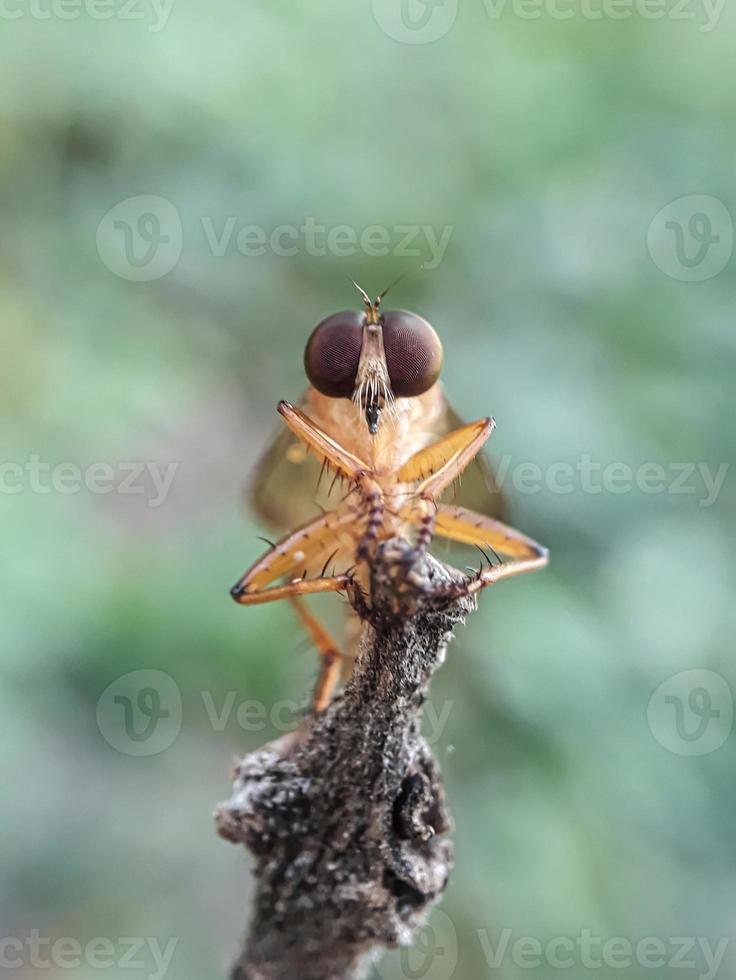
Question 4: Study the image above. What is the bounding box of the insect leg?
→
[289,597,344,712]
[230,575,352,606]
[397,417,496,499]
[231,508,352,603]
[399,494,437,561]
[277,401,369,482]
[356,477,384,561]
[433,503,548,586]
[398,418,496,559]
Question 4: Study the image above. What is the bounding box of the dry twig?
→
[216,537,476,980]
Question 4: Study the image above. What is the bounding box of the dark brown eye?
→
[381,310,443,398]
[304,311,364,398]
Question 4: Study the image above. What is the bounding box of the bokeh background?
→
[2,2,735,978]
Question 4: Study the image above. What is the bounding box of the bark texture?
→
[216,538,475,980]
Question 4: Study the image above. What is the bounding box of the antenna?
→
[349,279,373,310]
[374,272,407,307]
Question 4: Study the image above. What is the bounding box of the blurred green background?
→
[2,2,735,978]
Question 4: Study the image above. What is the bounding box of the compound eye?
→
[381,310,443,398]
[304,311,364,398]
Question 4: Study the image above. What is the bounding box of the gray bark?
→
[216,538,476,980]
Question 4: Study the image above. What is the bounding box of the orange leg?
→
[230,508,353,603]
[434,504,547,559]
[230,504,356,710]
[231,576,351,606]
[289,597,344,712]
[397,417,495,497]
[276,401,387,566]
[431,502,548,587]
[277,401,369,482]
[396,418,495,561]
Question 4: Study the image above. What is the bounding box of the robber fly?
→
[231,282,548,711]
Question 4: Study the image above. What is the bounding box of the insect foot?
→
[216,539,475,980]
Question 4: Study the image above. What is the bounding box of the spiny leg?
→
[231,575,352,606]
[398,494,436,564]
[356,477,384,561]
[277,401,386,566]
[396,417,497,565]
[471,555,547,589]
[397,417,495,498]
[231,508,353,604]
[277,401,369,482]
[289,597,344,713]
[432,502,548,592]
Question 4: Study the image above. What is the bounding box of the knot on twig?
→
[361,536,476,627]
